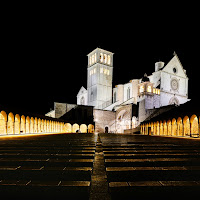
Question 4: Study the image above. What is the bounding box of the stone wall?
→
[93,109,116,133]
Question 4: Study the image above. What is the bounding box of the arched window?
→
[80,96,85,105]
[127,87,130,100]
[113,92,116,103]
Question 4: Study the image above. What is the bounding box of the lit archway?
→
[167,120,172,136]
[150,122,154,135]
[156,121,159,135]
[47,120,50,132]
[154,122,156,135]
[163,120,167,136]
[34,118,38,133]
[21,115,26,133]
[38,118,41,133]
[30,117,34,133]
[177,117,183,136]
[64,123,72,133]
[44,120,47,132]
[88,124,94,133]
[72,123,79,133]
[41,119,44,132]
[7,112,14,134]
[190,115,199,137]
[0,111,7,134]
[183,116,190,136]
[26,116,30,133]
[15,114,21,134]
[172,118,177,136]
[80,124,87,133]
[160,121,163,135]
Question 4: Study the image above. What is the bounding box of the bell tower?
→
[87,48,114,109]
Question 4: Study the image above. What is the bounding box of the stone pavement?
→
[0,133,200,199]
[101,134,200,199]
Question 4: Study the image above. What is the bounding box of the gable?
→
[162,54,187,78]
[77,86,87,97]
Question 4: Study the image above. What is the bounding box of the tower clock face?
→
[171,78,179,90]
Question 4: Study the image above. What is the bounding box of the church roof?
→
[144,100,200,123]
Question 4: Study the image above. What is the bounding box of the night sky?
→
[1,4,199,115]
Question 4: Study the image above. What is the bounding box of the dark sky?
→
[1,4,199,115]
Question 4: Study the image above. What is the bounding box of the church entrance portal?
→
[105,126,108,133]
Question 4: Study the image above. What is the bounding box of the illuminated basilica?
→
[75,48,189,133]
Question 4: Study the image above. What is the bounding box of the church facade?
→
[76,48,189,133]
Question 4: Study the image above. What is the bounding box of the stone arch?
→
[169,96,180,106]
[150,122,154,135]
[15,114,21,134]
[64,123,72,133]
[160,121,163,135]
[156,121,159,135]
[30,117,34,133]
[80,124,87,133]
[177,117,183,136]
[38,118,41,133]
[49,121,52,132]
[163,120,167,136]
[172,118,177,136]
[21,115,26,133]
[40,119,44,132]
[46,120,50,132]
[34,117,38,133]
[0,111,7,134]
[190,115,199,137]
[26,116,30,133]
[154,122,157,135]
[183,116,190,136]
[167,120,172,136]
[88,124,94,133]
[72,123,79,133]
[7,112,14,134]
[44,120,47,132]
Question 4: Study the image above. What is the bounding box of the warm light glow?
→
[140,86,144,93]
[141,114,199,138]
[104,54,107,63]
[147,85,152,93]
[100,53,103,62]
[108,55,111,65]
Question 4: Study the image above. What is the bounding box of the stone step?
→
[109,181,200,199]
[103,149,200,154]
[105,158,200,167]
[104,153,200,159]
[106,167,200,181]
[0,180,90,198]
[0,153,94,159]
[0,167,92,181]
[0,158,94,167]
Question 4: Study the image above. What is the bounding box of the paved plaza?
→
[0,133,200,199]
